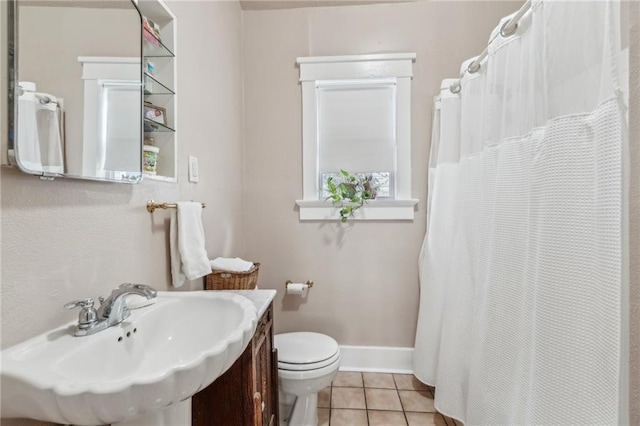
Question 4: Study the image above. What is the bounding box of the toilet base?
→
[280,392,319,426]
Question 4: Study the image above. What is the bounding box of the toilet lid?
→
[274,332,339,366]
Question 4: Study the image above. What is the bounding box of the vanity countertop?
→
[218,289,276,318]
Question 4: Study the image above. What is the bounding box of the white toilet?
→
[274,332,341,426]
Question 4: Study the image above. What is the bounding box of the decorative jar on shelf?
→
[143,145,159,174]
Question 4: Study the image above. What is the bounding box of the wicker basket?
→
[204,263,260,290]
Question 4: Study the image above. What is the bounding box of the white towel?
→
[210,257,254,272]
[17,86,64,174]
[17,93,43,172]
[169,202,212,288]
[35,99,64,174]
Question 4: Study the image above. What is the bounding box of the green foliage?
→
[325,170,376,222]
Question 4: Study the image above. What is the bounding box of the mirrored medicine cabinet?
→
[1,0,178,183]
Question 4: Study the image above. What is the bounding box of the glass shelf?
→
[144,119,175,133]
[144,73,174,95]
[143,28,174,58]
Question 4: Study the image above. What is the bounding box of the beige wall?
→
[0,1,243,424]
[242,1,520,347]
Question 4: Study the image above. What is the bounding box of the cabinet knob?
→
[253,392,263,419]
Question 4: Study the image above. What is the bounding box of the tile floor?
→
[317,372,462,426]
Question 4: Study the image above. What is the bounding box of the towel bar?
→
[146,200,206,213]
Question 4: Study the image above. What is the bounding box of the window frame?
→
[295,53,418,221]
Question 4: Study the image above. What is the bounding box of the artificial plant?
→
[325,170,376,222]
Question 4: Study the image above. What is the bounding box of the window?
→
[296,53,418,221]
[318,79,395,199]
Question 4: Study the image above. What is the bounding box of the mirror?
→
[3,0,143,183]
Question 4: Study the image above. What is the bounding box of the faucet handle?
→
[134,283,157,295]
[119,283,157,297]
[64,298,98,329]
[64,298,95,310]
[117,283,151,290]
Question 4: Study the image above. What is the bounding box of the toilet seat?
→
[277,356,340,381]
[275,332,340,372]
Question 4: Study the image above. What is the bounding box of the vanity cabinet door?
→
[192,302,278,426]
[191,341,253,425]
[269,347,279,426]
[253,305,278,426]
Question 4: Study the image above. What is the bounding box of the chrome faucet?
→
[65,283,157,337]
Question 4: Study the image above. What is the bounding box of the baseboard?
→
[338,345,414,374]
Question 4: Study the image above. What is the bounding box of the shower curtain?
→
[413,1,627,425]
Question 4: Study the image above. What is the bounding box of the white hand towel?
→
[35,95,64,174]
[169,210,187,288]
[17,93,43,172]
[210,257,254,272]
[17,88,65,174]
[169,202,212,288]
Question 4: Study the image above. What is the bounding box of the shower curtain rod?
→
[449,0,532,94]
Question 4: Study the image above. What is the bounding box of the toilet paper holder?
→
[285,280,314,288]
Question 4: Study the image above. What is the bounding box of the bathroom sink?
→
[1,291,258,425]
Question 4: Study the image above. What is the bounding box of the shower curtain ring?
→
[467,61,481,74]
[500,21,518,37]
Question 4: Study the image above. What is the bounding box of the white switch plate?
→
[188,156,199,182]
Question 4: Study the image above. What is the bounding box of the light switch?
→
[188,156,199,182]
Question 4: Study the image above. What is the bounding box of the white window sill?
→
[295,199,419,221]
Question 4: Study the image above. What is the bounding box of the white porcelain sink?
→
[1,291,258,425]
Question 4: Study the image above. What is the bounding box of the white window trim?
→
[296,53,418,221]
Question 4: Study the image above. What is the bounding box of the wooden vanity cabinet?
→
[192,302,279,426]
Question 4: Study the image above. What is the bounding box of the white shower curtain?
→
[414,1,627,424]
